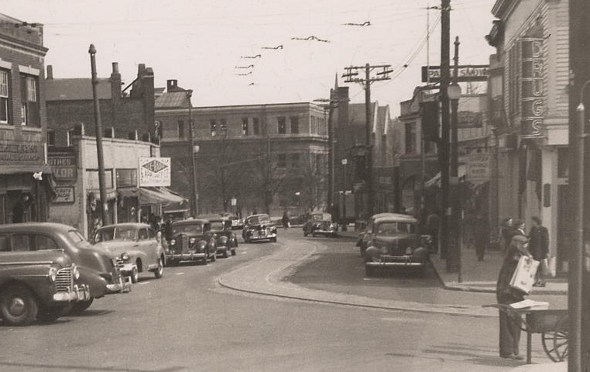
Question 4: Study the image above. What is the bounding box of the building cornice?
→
[492,0,519,20]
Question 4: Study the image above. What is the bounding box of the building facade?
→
[0,14,53,224]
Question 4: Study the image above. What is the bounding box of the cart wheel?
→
[541,315,569,362]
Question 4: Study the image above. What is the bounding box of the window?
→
[67,129,76,146]
[87,169,114,189]
[34,235,58,250]
[138,228,148,240]
[290,116,299,134]
[311,116,318,134]
[177,120,185,139]
[104,127,114,138]
[278,116,286,134]
[12,234,31,251]
[242,117,249,135]
[210,120,217,136]
[128,131,138,140]
[20,75,39,127]
[405,123,415,154]
[253,117,260,135]
[0,70,9,124]
[47,131,56,147]
[219,119,227,136]
[290,153,300,168]
[277,154,287,168]
[0,235,9,252]
[116,169,137,188]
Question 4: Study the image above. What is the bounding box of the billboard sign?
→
[139,157,171,187]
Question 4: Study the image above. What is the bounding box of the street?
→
[0,229,566,372]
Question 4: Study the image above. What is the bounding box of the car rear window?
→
[376,222,415,235]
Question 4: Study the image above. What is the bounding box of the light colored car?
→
[92,223,165,283]
[303,212,337,237]
[242,214,277,243]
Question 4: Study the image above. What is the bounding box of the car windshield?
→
[375,221,415,235]
[95,226,137,242]
[312,214,324,221]
[210,221,225,230]
[248,215,269,225]
[173,224,203,234]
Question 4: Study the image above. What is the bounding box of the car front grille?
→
[55,267,74,293]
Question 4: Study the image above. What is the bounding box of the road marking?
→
[175,272,185,275]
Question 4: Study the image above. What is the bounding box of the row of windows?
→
[276,153,326,173]
[47,127,150,147]
[0,70,40,127]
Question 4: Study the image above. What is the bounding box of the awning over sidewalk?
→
[119,187,187,206]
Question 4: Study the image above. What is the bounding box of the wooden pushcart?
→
[487,305,568,364]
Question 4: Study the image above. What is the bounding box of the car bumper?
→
[246,232,276,241]
[119,263,137,276]
[106,276,132,294]
[52,284,91,302]
[366,255,425,267]
[313,229,336,235]
[166,252,206,261]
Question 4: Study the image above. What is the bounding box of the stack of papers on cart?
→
[510,299,550,310]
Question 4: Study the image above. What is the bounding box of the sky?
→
[4,0,496,116]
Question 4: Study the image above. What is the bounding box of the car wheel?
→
[365,265,376,277]
[0,285,39,326]
[70,298,94,314]
[130,265,139,284]
[154,257,164,279]
[231,247,237,256]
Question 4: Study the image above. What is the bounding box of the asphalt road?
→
[0,229,562,371]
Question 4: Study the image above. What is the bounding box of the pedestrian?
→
[425,210,440,253]
[282,211,290,229]
[513,219,526,237]
[529,216,549,287]
[473,213,490,261]
[496,232,532,360]
[500,217,514,252]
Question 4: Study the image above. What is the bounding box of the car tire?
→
[154,257,164,279]
[130,265,139,284]
[0,285,39,326]
[70,298,94,314]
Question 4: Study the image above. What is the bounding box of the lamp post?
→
[448,82,462,280]
[186,89,199,217]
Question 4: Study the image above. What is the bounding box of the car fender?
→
[365,246,381,259]
[78,267,108,298]
[413,247,429,261]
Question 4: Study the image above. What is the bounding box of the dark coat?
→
[496,234,529,304]
[528,225,549,261]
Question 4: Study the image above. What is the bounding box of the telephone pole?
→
[342,63,393,217]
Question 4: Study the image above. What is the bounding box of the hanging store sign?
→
[139,157,171,187]
[466,153,490,185]
[520,37,544,138]
[421,65,489,83]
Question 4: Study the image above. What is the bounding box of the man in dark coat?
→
[529,216,549,286]
[473,214,490,261]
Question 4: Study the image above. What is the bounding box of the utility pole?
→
[439,0,451,267]
[342,63,393,217]
[449,36,462,278]
[187,90,198,217]
[88,44,109,227]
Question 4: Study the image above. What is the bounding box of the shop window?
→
[0,70,9,124]
[20,74,39,127]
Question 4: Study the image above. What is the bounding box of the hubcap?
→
[9,297,26,317]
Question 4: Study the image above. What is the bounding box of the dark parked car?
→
[303,212,337,237]
[92,223,165,283]
[208,217,238,258]
[362,213,430,277]
[166,219,217,265]
[242,214,277,243]
[0,229,90,326]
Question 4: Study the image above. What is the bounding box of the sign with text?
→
[0,131,44,163]
[48,154,77,180]
[466,153,491,185]
[54,186,75,203]
[521,37,544,138]
[421,65,489,83]
[139,157,171,187]
[457,111,483,128]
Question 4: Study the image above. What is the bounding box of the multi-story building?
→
[0,14,53,224]
[156,80,329,218]
[488,0,569,272]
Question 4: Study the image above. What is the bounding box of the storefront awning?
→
[119,187,187,206]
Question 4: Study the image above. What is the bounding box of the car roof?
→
[0,222,78,234]
[172,218,209,225]
[372,213,418,224]
[97,223,151,230]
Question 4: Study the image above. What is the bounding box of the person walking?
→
[425,210,440,254]
[496,232,532,360]
[281,211,290,229]
[529,216,549,287]
[500,217,514,252]
[473,213,490,261]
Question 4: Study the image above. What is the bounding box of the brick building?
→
[0,14,53,224]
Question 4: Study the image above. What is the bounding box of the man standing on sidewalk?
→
[529,216,549,287]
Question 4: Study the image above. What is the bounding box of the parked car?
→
[219,213,244,230]
[0,223,125,318]
[92,223,165,283]
[208,217,238,258]
[242,214,277,243]
[362,213,430,277]
[303,212,337,237]
[0,227,91,325]
[166,219,217,265]
[357,213,399,256]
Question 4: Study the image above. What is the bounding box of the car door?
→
[137,227,155,266]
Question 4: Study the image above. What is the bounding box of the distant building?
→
[0,14,53,224]
[155,80,330,218]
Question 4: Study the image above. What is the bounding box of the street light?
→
[186,89,198,217]
[448,82,462,280]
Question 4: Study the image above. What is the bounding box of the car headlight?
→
[72,265,81,280]
[47,267,58,283]
[120,252,130,261]
[405,247,413,255]
[220,236,228,244]
[170,239,176,246]
[189,237,196,244]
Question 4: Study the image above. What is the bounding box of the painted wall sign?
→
[0,131,44,163]
[467,153,491,185]
[520,37,544,138]
[48,154,77,180]
[421,65,489,83]
[54,186,75,203]
[139,157,171,187]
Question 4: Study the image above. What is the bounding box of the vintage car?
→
[208,217,238,258]
[242,214,277,243]
[357,213,400,256]
[92,223,165,283]
[303,212,337,237]
[220,213,244,230]
[166,219,217,265]
[0,223,130,320]
[0,229,91,325]
[362,213,430,276]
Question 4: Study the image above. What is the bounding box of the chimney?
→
[167,79,178,92]
[46,65,53,80]
[110,62,122,99]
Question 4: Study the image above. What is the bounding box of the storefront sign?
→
[521,37,544,138]
[466,153,490,185]
[422,65,489,83]
[139,157,171,187]
[0,132,44,163]
[48,154,77,180]
[54,186,75,203]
